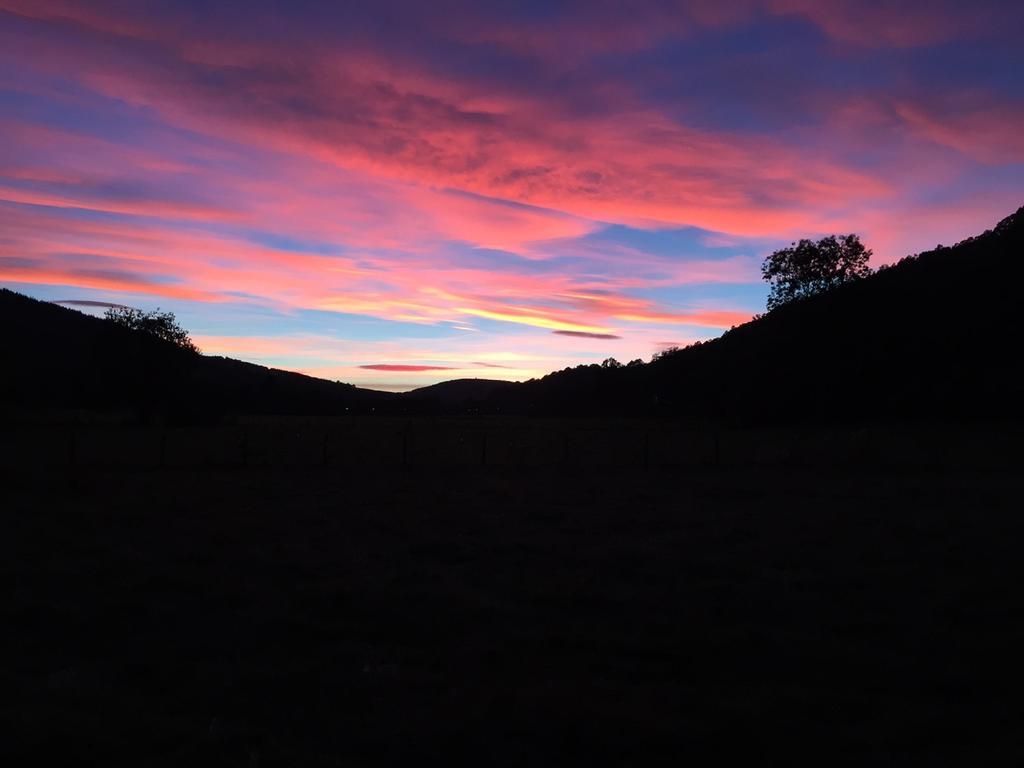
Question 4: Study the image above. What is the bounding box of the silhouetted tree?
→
[762,234,872,311]
[601,357,623,369]
[651,346,680,362]
[104,306,199,353]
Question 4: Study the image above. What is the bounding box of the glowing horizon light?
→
[1,0,1021,390]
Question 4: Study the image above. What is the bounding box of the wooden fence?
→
[1,423,1020,470]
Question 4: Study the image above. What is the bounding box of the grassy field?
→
[4,460,1023,765]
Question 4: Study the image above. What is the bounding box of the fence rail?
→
[1,423,1020,470]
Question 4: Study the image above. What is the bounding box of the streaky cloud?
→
[359,364,456,372]
[52,299,129,309]
[552,330,622,340]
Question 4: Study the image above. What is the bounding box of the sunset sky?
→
[2,1,1022,390]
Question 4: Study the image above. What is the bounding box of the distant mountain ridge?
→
[0,289,398,423]
[493,205,1024,423]
[3,205,1022,424]
[402,378,519,408]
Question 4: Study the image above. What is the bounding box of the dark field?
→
[4,452,1024,764]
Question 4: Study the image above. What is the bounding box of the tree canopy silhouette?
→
[762,234,872,311]
[104,306,199,353]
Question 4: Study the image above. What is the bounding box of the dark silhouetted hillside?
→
[5,205,1023,425]
[0,290,396,423]
[402,378,520,410]
[493,206,1024,423]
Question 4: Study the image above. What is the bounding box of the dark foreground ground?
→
[4,462,1024,765]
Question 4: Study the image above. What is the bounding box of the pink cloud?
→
[613,309,753,328]
[0,185,761,342]
[892,101,1024,164]
[0,9,891,240]
[184,327,722,390]
[359,364,456,372]
[553,330,622,340]
[2,0,1018,389]
[443,0,1003,61]
[769,0,1005,47]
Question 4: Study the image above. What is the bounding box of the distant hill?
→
[0,289,397,423]
[4,205,1023,425]
[493,205,1024,424]
[403,378,520,409]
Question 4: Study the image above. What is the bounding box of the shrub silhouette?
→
[104,306,199,353]
[762,234,872,310]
